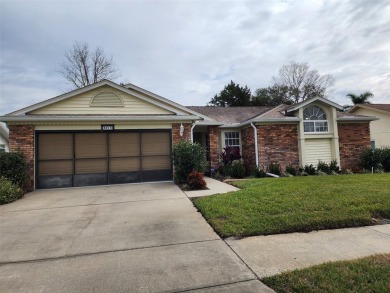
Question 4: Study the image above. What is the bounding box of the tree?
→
[209,81,251,107]
[272,61,335,104]
[347,91,373,105]
[251,85,292,106]
[60,41,119,88]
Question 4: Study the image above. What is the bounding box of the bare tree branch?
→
[60,41,120,88]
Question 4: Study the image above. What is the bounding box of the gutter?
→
[336,117,379,122]
[250,122,259,168]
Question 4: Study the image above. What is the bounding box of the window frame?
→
[223,131,240,149]
[0,144,5,153]
[303,106,329,134]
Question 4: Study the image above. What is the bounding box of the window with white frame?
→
[0,144,5,153]
[303,106,328,133]
[224,132,240,148]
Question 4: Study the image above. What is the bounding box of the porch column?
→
[208,126,219,170]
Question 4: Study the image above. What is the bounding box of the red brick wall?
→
[8,125,35,190]
[338,122,370,171]
[208,126,219,170]
[241,127,256,172]
[258,124,299,171]
[172,123,192,145]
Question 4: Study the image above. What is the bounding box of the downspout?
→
[191,121,198,143]
[250,122,259,168]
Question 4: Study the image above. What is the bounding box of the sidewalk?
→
[185,177,239,198]
[226,224,390,278]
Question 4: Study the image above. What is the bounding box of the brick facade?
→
[257,124,300,171]
[208,126,219,170]
[9,125,35,190]
[241,127,256,172]
[338,122,370,171]
[172,123,192,145]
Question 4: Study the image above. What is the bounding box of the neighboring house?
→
[0,80,376,190]
[0,122,9,152]
[348,104,390,148]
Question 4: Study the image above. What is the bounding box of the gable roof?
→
[286,97,344,112]
[187,106,273,123]
[6,80,196,117]
[349,104,390,115]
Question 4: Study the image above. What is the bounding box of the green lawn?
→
[261,254,390,293]
[193,174,390,238]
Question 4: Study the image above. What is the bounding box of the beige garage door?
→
[305,138,332,166]
[37,131,172,189]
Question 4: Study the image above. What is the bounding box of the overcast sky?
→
[1,0,389,115]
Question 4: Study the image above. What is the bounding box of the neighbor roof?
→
[349,104,390,115]
[186,106,273,123]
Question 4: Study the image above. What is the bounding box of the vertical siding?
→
[305,139,332,165]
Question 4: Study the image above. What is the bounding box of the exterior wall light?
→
[179,123,184,137]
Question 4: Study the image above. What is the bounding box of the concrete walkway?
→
[185,177,239,198]
[226,224,390,278]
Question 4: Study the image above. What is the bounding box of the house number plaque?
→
[101,124,115,131]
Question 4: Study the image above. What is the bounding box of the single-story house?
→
[0,80,376,190]
[0,122,9,152]
[348,104,390,148]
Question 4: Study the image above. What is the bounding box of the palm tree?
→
[347,91,373,105]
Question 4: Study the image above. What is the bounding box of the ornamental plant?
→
[0,151,28,187]
[172,140,206,184]
[220,146,241,166]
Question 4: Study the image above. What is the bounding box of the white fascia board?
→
[7,80,200,118]
[238,117,301,127]
[336,116,378,121]
[0,115,201,122]
[286,97,343,112]
[195,121,224,126]
[124,83,215,121]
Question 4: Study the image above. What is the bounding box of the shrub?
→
[220,146,241,166]
[231,160,246,178]
[285,164,297,176]
[187,171,207,190]
[172,140,206,184]
[0,151,28,187]
[254,168,267,178]
[0,177,23,205]
[303,164,316,175]
[268,162,281,176]
[360,147,390,172]
[329,159,340,173]
[317,161,330,174]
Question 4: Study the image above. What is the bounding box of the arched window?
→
[303,106,328,133]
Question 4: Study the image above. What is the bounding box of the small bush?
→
[220,146,241,166]
[303,164,316,175]
[329,159,340,173]
[254,168,267,178]
[360,147,390,172]
[172,140,206,184]
[285,164,297,176]
[317,161,330,174]
[268,162,281,175]
[187,171,207,190]
[231,160,246,179]
[0,151,28,187]
[0,177,23,205]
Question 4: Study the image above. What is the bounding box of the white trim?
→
[336,116,378,121]
[250,122,259,168]
[7,80,196,117]
[0,115,200,122]
[286,97,343,113]
[303,120,329,133]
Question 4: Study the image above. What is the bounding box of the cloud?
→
[0,0,389,115]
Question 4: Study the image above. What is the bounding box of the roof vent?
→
[90,92,124,107]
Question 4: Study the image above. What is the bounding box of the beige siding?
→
[351,108,390,148]
[305,139,332,165]
[29,85,174,115]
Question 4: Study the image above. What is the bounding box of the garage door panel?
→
[75,133,107,159]
[39,160,73,176]
[110,158,140,172]
[38,175,73,189]
[39,133,73,160]
[75,159,107,174]
[74,173,107,187]
[108,172,140,184]
[141,132,170,155]
[142,156,171,171]
[109,133,140,157]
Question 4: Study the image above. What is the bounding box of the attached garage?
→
[37,130,172,189]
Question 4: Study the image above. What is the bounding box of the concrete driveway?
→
[0,183,272,292]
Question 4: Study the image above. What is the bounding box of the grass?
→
[193,174,390,238]
[261,254,390,293]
